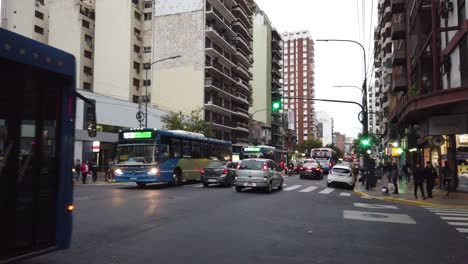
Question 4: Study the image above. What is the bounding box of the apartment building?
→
[372,0,468,192]
[334,132,346,153]
[152,0,254,147]
[250,7,283,148]
[316,111,333,146]
[1,0,50,43]
[93,0,153,102]
[282,30,316,145]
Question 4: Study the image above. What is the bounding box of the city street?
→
[22,174,468,264]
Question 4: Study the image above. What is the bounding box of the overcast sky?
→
[255,0,378,139]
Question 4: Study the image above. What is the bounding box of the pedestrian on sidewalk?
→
[441,161,452,196]
[74,159,81,182]
[423,161,438,198]
[413,163,426,200]
[390,163,399,194]
[402,163,410,183]
[105,158,115,182]
[81,161,89,184]
[91,160,98,183]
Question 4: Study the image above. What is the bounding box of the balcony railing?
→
[232,20,252,41]
[391,0,405,14]
[205,26,237,53]
[391,14,405,40]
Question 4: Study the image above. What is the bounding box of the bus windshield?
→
[117,144,158,164]
[312,149,331,159]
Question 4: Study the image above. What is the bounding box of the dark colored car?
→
[299,162,324,179]
[201,161,237,187]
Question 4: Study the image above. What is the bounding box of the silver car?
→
[235,159,284,193]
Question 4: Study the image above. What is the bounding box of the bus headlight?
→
[148,167,159,175]
[114,168,123,175]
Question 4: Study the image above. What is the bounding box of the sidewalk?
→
[354,174,468,208]
[73,172,117,185]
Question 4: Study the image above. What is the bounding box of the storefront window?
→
[456,134,468,192]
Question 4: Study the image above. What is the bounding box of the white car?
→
[327,164,356,189]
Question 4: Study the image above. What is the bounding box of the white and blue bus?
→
[114,129,232,187]
[311,148,337,174]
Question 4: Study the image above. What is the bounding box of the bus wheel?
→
[172,169,182,186]
[136,183,146,188]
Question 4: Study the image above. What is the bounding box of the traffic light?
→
[272,100,281,111]
[360,137,371,149]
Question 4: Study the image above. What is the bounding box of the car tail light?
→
[200,169,205,174]
[263,164,269,171]
[223,168,228,174]
[329,162,332,168]
[237,164,241,169]
[299,166,303,170]
[315,168,320,171]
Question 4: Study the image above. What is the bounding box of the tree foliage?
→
[161,108,214,138]
[297,137,323,154]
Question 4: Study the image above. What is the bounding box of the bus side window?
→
[192,141,201,158]
[170,139,181,158]
[182,140,191,158]
[201,142,209,159]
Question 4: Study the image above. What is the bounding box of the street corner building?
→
[372,0,468,192]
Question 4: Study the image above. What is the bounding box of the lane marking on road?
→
[447,222,468,226]
[440,217,468,221]
[284,185,302,191]
[353,203,399,210]
[299,186,318,193]
[434,213,468,217]
[319,188,335,194]
[193,184,204,188]
[456,228,468,233]
[428,210,468,214]
[343,210,416,224]
[361,196,372,199]
[339,192,351,197]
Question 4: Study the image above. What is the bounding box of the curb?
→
[353,184,468,209]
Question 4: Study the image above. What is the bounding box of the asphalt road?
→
[22,174,468,264]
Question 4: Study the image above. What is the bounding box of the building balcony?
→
[391,0,405,14]
[205,26,237,54]
[236,34,253,53]
[205,61,237,85]
[272,67,281,78]
[233,122,250,133]
[236,0,253,16]
[206,0,236,23]
[205,77,248,104]
[272,78,282,88]
[391,72,407,92]
[205,101,235,117]
[205,46,236,69]
[233,106,250,119]
[206,8,237,39]
[391,15,405,40]
[232,137,249,145]
[234,63,252,80]
[383,6,392,23]
[232,5,252,28]
[392,43,406,66]
[236,48,252,67]
[232,20,252,41]
[382,21,392,39]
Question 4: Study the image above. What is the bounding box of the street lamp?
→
[143,55,182,128]
[332,85,364,94]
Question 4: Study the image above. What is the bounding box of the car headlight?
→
[114,168,123,175]
[148,167,159,175]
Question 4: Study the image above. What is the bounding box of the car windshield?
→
[117,144,158,164]
[238,160,264,170]
[333,168,351,174]
[206,161,226,168]
[303,162,319,168]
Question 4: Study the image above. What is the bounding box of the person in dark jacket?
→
[91,161,98,183]
[390,163,399,194]
[441,161,452,196]
[423,161,438,198]
[413,163,425,200]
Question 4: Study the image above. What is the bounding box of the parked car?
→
[327,164,356,189]
[299,162,323,179]
[235,159,284,193]
[201,161,237,187]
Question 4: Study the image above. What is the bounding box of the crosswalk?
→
[423,206,468,239]
[192,183,355,197]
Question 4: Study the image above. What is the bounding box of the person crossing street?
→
[423,161,438,198]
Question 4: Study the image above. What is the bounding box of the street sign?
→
[136,111,145,122]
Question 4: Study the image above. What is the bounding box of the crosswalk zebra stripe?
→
[299,186,318,193]
[447,222,468,226]
[456,228,468,233]
[441,217,468,221]
[319,188,334,194]
[284,185,302,191]
[434,213,468,217]
[424,207,468,212]
[361,196,372,199]
[194,184,204,188]
[339,192,351,197]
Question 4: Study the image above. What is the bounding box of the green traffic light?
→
[272,101,281,111]
[361,138,370,146]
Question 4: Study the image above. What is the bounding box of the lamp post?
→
[317,38,372,188]
[332,85,364,94]
[143,55,182,128]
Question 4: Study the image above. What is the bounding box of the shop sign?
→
[428,115,467,135]
[458,134,468,146]
[92,141,100,153]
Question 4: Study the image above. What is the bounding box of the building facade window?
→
[143,80,151,86]
[133,78,140,89]
[134,11,141,21]
[84,50,92,59]
[143,46,151,53]
[144,1,153,8]
[83,66,93,76]
[34,25,44,35]
[82,19,90,29]
[134,45,141,53]
[83,82,92,91]
[144,12,152,21]
[35,10,44,20]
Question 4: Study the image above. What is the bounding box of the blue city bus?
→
[0,28,81,263]
[311,148,337,173]
[114,129,232,187]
